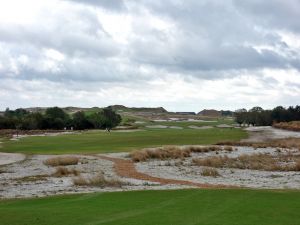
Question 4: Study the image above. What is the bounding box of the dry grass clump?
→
[130,146,190,162]
[273,121,300,132]
[73,174,123,188]
[224,146,234,152]
[130,145,233,162]
[193,154,283,171]
[53,167,80,177]
[201,168,220,177]
[44,156,79,166]
[217,138,300,150]
[190,146,221,152]
[295,160,300,171]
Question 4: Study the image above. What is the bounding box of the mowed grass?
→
[1,189,300,225]
[1,128,246,154]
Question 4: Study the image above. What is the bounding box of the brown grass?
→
[73,174,123,187]
[224,146,233,152]
[217,138,300,150]
[201,168,220,177]
[273,121,300,132]
[187,146,222,153]
[44,156,79,166]
[130,146,191,162]
[130,145,224,162]
[193,153,300,171]
[53,167,80,177]
[14,174,48,183]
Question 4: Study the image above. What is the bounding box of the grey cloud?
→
[0,10,119,58]
[234,0,300,33]
[65,0,126,11]
[125,0,300,77]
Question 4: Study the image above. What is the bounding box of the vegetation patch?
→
[193,153,300,171]
[73,174,123,188]
[273,121,300,132]
[53,167,80,177]
[201,168,220,177]
[14,175,49,183]
[44,156,79,166]
[217,138,300,150]
[130,145,226,162]
[130,146,190,162]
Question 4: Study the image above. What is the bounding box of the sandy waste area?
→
[0,127,300,199]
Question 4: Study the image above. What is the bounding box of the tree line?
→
[235,106,300,126]
[0,107,122,130]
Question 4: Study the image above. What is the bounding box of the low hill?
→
[109,105,167,113]
[198,109,222,117]
[197,109,233,117]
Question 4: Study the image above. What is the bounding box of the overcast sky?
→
[0,0,299,112]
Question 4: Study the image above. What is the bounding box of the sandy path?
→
[98,155,234,189]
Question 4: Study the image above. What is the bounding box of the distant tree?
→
[45,107,69,120]
[234,109,247,126]
[72,111,93,130]
[44,107,69,129]
[87,107,121,130]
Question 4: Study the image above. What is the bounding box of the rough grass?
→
[130,146,190,162]
[193,153,300,171]
[53,167,80,177]
[73,174,123,188]
[273,121,300,131]
[130,145,225,162]
[201,168,220,177]
[1,189,300,225]
[1,128,247,154]
[217,138,300,150]
[44,156,79,166]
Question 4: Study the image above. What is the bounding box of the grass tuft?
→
[201,168,220,177]
[53,167,80,177]
[193,153,300,171]
[44,156,79,166]
[73,174,123,188]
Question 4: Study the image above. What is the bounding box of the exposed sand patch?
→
[189,125,213,129]
[169,126,183,129]
[0,153,25,165]
[243,126,300,142]
[135,146,300,189]
[216,124,233,128]
[146,125,168,129]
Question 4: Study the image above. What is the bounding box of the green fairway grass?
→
[0,189,299,225]
[136,118,235,128]
[1,128,246,154]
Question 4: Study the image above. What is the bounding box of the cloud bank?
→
[0,0,299,111]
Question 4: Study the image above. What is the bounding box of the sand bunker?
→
[146,125,168,129]
[189,126,213,129]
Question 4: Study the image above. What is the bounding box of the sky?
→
[0,0,300,112]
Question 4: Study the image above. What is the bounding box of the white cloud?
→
[0,0,299,111]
